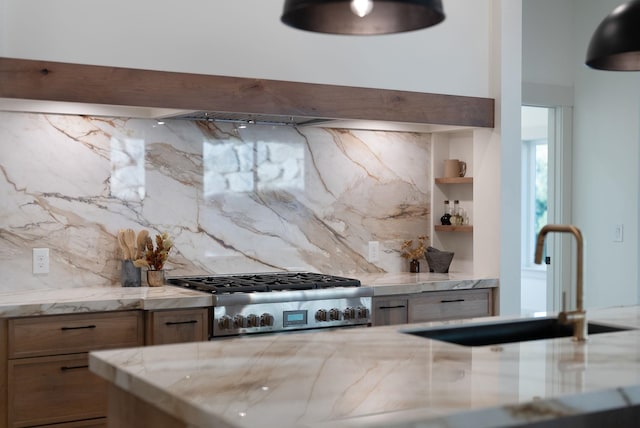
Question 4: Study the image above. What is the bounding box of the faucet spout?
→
[534,224,586,341]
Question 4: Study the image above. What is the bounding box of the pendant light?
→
[586,0,640,70]
[281,0,445,35]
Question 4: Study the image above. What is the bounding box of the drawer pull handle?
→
[441,299,465,303]
[60,324,97,331]
[60,365,89,372]
[165,320,198,326]
[379,305,406,310]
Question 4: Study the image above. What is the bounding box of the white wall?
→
[495,0,523,315]
[523,0,640,309]
[522,0,575,107]
[1,0,491,97]
[522,0,575,88]
[573,1,640,308]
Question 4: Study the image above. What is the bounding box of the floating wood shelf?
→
[435,177,473,184]
[434,225,474,233]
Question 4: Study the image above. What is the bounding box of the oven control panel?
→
[212,298,371,337]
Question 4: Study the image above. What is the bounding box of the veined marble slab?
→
[0,112,435,291]
[90,306,640,428]
[0,285,212,318]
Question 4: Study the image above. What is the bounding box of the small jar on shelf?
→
[440,200,452,225]
[451,200,464,225]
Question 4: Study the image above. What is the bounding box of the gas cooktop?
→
[167,272,361,294]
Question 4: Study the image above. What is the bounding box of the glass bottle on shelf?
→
[452,200,463,225]
[440,200,451,225]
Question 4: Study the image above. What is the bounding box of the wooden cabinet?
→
[144,308,209,345]
[8,354,107,427]
[372,298,408,326]
[2,307,209,427]
[407,289,493,323]
[8,311,143,359]
[372,289,494,327]
[5,311,143,428]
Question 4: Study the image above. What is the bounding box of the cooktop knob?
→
[356,307,369,319]
[315,309,328,322]
[233,314,246,328]
[260,313,274,327]
[343,307,355,320]
[218,315,233,330]
[329,308,341,321]
[246,314,259,328]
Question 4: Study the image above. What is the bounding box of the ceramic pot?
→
[146,269,165,287]
[425,247,454,273]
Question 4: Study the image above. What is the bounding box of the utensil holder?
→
[121,260,141,287]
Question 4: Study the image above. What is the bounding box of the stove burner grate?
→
[168,272,361,294]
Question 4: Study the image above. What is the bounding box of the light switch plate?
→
[368,241,379,262]
[33,248,50,274]
[614,224,624,242]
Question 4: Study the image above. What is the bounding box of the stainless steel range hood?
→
[159,109,473,132]
[0,98,473,133]
[163,110,334,127]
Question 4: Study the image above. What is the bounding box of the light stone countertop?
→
[0,273,497,318]
[90,305,640,428]
[357,272,498,295]
[0,285,213,318]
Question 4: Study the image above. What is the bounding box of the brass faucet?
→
[534,224,587,341]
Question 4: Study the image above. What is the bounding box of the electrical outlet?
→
[614,224,624,242]
[33,248,50,274]
[368,241,379,262]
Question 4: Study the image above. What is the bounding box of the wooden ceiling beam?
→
[0,57,494,128]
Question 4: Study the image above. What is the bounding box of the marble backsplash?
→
[0,112,431,289]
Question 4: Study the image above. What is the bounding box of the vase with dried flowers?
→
[133,230,173,286]
[400,235,428,273]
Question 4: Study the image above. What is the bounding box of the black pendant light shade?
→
[281,0,445,35]
[586,0,640,70]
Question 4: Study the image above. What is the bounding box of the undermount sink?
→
[404,317,633,347]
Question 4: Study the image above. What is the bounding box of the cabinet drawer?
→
[8,353,107,427]
[372,298,408,326]
[408,289,492,323]
[145,308,209,345]
[8,311,143,358]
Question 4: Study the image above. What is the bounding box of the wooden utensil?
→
[117,229,130,260]
[124,229,136,261]
[136,229,149,260]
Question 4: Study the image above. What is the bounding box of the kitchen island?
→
[90,305,640,427]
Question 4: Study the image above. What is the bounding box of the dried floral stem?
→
[400,235,429,260]
[133,231,173,270]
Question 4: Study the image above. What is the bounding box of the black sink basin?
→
[404,317,633,347]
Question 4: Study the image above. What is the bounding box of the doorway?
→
[520,105,573,315]
[521,106,549,315]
